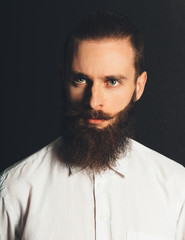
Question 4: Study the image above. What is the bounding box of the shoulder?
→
[128,139,185,197]
[129,139,185,172]
[0,137,66,199]
[0,137,69,230]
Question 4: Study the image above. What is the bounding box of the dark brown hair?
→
[63,11,144,80]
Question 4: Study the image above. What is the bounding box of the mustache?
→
[82,110,114,120]
[66,106,114,120]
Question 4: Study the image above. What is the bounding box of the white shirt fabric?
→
[0,138,185,240]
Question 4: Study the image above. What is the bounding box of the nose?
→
[89,83,105,110]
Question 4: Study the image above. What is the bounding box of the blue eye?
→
[74,78,87,85]
[107,79,119,86]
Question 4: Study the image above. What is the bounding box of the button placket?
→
[94,174,110,240]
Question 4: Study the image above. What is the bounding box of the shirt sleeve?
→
[0,175,19,240]
[175,198,185,240]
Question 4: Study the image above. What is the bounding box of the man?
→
[0,12,185,240]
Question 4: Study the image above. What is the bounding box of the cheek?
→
[107,87,135,113]
[68,85,85,102]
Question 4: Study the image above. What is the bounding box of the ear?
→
[135,71,147,101]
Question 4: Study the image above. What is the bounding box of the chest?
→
[20,172,177,240]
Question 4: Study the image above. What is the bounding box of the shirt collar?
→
[110,156,128,177]
[69,154,128,178]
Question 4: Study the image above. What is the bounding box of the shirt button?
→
[98,182,102,188]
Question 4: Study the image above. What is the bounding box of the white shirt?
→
[0,138,185,240]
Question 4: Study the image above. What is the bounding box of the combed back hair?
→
[64,11,144,80]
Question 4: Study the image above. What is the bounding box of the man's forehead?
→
[73,37,134,54]
[71,38,136,79]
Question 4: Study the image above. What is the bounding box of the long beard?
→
[59,98,135,173]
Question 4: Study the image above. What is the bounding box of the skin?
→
[67,38,147,129]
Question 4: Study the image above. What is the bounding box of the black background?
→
[2,0,185,172]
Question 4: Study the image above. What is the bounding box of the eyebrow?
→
[105,75,127,81]
[70,71,127,82]
[70,71,90,80]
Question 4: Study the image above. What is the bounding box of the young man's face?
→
[67,38,147,129]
